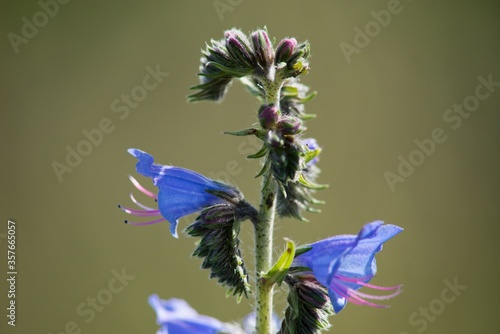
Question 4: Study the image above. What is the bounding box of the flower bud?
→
[276,116,304,135]
[287,41,310,65]
[279,273,333,333]
[224,29,255,69]
[275,38,297,64]
[275,39,311,78]
[251,30,274,70]
[258,104,280,129]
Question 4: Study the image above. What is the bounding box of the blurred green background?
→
[2,0,500,333]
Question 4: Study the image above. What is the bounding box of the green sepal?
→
[264,239,296,285]
[298,173,328,190]
[281,86,317,104]
[298,113,317,120]
[239,77,264,100]
[294,245,312,257]
[247,144,268,159]
[207,61,253,78]
[255,158,271,178]
[223,128,258,137]
[303,148,321,165]
[306,207,322,213]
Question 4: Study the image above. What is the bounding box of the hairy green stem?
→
[255,171,276,333]
[255,71,284,333]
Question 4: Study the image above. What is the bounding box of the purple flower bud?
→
[276,39,311,78]
[258,104,280,129]
[281,273,333,332]
[275,38,297,64]
[251,30,274,70]
[276,116,304,135]
[224,29,255,69]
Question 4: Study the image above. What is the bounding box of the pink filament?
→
[119,205,160,216]
[125,217,165,226]
[129,193,156,210]
[336,274,402,291]
[128,175,157,199]
[120,175,162,227]
[330,274,403,308]
[347,291,389,308]
[349,286,402,301]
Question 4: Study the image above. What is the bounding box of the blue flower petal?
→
[333,223,403,287]
[148,295,227,334]
[128,149,237,237]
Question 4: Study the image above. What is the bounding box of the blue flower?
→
[148,295,240,334]
[293,221,403,313]
[302,138,319,166]
[120,149,242,238]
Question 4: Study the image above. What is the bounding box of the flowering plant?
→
[120,28,403,333]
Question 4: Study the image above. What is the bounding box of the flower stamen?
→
[118,205,161,216]
[331,274,403,308]
[128,175,157,199]
[125,217,166,226]
[129,192,156,210]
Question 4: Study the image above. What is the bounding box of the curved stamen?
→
[349,287,402,301]
[118,205,161,216]
[329,282,374,307]
[336,274,402,291]
[128,175,157,199]
[346,291,388,308]
[129,192,156,210]
[125,217,166,226]
[329,282,350,302]
[330,275,402,309]
[356,281,402,291]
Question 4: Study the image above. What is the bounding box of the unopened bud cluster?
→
[189,28,311,102]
